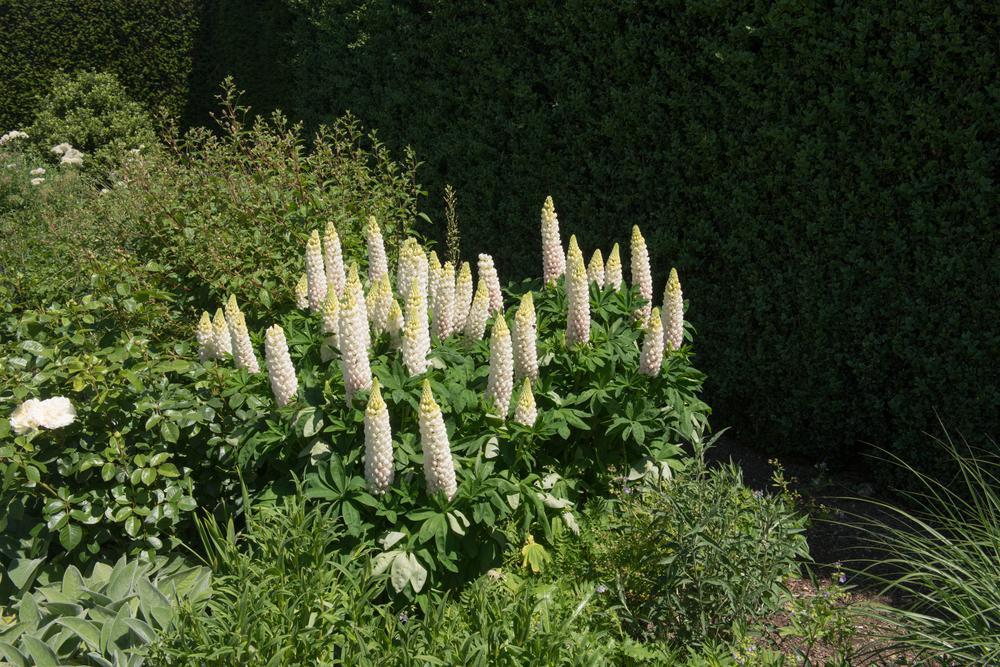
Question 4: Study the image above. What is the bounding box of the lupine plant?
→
[196,197,709,595]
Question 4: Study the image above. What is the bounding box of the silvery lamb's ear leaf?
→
[122,617,156,645]
[106,559,139,602]
[0,640,28,667]
[61,565,84,598]
[87,562,114,590]
[55,617,101,652]
[16,593,41,633]
[20,634,60,667]
[86,651,114,667]
[5,558,45,594]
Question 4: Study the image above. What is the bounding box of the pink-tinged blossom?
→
[512,292,538,382]
[478,253,503,315]
[661,268,684,351]
[541,196,565,285]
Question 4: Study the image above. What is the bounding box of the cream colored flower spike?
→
[364,378,394,495]
[464,278,490,341]
[402,282,430,376]
[435,261,456,339]
[228,310,260,373]
[512,292,538,382]
[587,249,605,288]
[478,253,504,315]
[213,309,232,357]
[604,243,623,289]
[323,222,346,298]
[513,378,537,427]
[639,308,665,377]
[339,283,372,402]
[454,261,473,331]
[630,226,653,319]
[305,230,327,312]
[366,216,389,284]
[485,316,514,418]
[661,268,684,351]
[541,196,566,285]
[565,246,590,346]
[265,325,298,407]
[419,380,457,500]
[197,312,215,362]
[294,274,309,310]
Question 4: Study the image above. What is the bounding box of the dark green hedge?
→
[220,0,998,473]
[0,0,198,131]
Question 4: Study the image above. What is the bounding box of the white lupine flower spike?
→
[366,216,389,283]
[630,226,653,319]
[402,282,431,376]
[513,379,537,427]
[485,315,514,418]
[427,250,442,312]
[346,264,371,351]
[364,378,394,495]
[640,307,665,377]
[662,267,685,351]
[565,238,591,346]
[265,325,299,407]
[478,253,504,315]
[454,262,473,331]
[295,274,309,310]
[305,230,327,312]
[605,243,623,289]
[321,289,340,362]
[212,309,232,356]
[588,249,605,288]
[228,311,260,373]
[464,278,490,341]
[419,380,458,501]
[512,292,538,382]
[323,222,346,298]
[386,298,404,349]
[196,312,216,362]
[541,196,565,285]
[397,238,422,298]
[339,280,372,402]
[435,261,456,339]
[367,275,392,336]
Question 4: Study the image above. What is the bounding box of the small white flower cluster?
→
[51,143,84,167]
[10,397,75,435]
[0,130,28,145]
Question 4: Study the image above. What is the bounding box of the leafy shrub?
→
[0,0,197,131]
[580,444,808,644]
[0,555,209,667]
[27,71,157,172]
[0,296,224,564]
[857,428,1000,664]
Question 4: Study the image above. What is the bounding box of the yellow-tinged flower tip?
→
[225,294,239,316]
[493,313,509,337]
[308,229,321,246]
[667,267,680,292]
[631,225,643,242]
[420,379,438,410]
[516,292,534,320]
[367,377,386,413]
[347,262,360,284]
[366,215,380,234]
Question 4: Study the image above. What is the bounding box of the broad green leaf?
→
[55,617,101,651]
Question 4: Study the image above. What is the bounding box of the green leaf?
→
[160,421,179,444]
[20,635,59,667]
[59,522,83,551]
[6,558,45,593]
[56,617,101,651]
[140,468,157,486]
[125,515,141,538]
[101,463,117,481]
[0,641,27,667]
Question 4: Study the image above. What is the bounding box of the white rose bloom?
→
[305,230,327,312]
[541,196,565,285]
[364,378,394,495]
[10,397,76,434]
[419,380,457,501]
[485,315,514,418]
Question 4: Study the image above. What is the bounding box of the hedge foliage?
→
[0,0,198,131]
[197,0,998,474]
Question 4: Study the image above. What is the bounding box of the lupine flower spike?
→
[427,250,442,312]
[346,264,371,351]
[212,309,232,356]
[435,261,455,339]
[464,278,490,341]
[454,262,473,330]
[478,253,504,315]
[323,222,346,298]
[513,378,537,427]
[367,275,392,336]
[419,380,457,501]
[402,282,430,375]
[228,311,260,373]
[605,243,623,289]
[630,226,653,319]
[512,292,538,382]
[661,267,684,351]
[366,216,389,283]
[196,312,216,362]
[339,281,372,402]
[295,274,309,310]
[305,230,327,312]
[386,297,404,349]
[588,249,605,288]
[565,241,591,346]
[321,289,340,361]
[364,378,394,495]
[485,316,514,417]
[639,307,665,376]
[265,325,298,407]
[541,196,565,285]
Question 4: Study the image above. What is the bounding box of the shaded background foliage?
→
[2,0,997,475]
